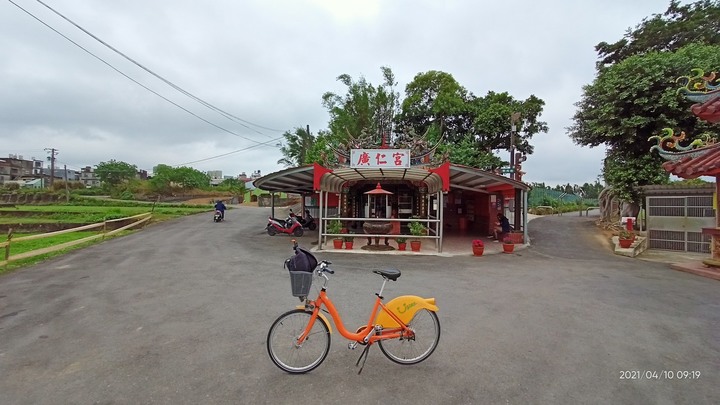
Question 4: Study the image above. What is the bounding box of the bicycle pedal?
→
[348,342,358,350]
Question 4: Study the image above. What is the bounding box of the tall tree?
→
[470,91,548,156]
[570,0,720,203]
[172,167,210,190]
[277,127,315,167]
[569,43,720,202]
[95,160,137,188]
[596,0,720,68]
[322,66,399,146]
[398,70,470,141]
[149,164,210,192]
[399,72,548,170]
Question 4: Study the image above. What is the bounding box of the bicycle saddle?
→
[373,268,401,281]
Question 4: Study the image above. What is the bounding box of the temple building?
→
[255,130,529,253]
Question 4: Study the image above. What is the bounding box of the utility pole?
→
[44,148,58,188]
[510,113,521,181]
[64,164,70,202]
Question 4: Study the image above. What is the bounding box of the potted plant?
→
[327,220,343,249]
[472,239,484,256]
[502,237,515,253]
[396,237,407,251]
[408,220,426,252]
[343,233,355,249]
[618,229,635,248]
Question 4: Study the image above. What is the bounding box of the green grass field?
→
[0,205,211,223]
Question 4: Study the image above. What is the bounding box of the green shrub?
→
[408,221,426,237]
[327,220,342,235]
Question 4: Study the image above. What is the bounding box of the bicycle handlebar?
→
[318,261,334,274]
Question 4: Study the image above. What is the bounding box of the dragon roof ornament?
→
[650,69,720,161]
[329,127,445,168]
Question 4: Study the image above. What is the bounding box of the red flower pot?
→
[333,239,343,249]
[472,247,484,256]
[502,243,515,253]
[345,241,354,249]
[397,242,407,251]
[410,241,421,252]
[618,238,633,248]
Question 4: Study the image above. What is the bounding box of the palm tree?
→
[277,127,315,167]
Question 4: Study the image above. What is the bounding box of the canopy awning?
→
[253,163,530,194]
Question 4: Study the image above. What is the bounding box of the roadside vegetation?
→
[0,190,214,274]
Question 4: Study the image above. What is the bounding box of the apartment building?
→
[0,154,43,184]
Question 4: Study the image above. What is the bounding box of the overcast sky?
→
[1,0,682,186]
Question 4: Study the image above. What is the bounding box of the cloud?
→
[0,0,676,185]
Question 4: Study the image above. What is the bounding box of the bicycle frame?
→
[297,289,410,346]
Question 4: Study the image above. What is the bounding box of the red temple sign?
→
[350,149,410,169]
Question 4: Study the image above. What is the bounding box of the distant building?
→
[0,154,43,184]
[80,166,101,188]
[42,168,79,182]
[207,170,223,186]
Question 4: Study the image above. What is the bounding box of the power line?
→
[7,0,275,145]
[173,140,282,166]
[33,0,283,136]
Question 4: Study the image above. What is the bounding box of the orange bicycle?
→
[267,242,440,374]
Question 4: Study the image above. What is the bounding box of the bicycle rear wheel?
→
[267,309,330,373]
[378,309,440,365]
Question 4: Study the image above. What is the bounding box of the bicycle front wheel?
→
[267,309,331,374]
[378,309,440,365]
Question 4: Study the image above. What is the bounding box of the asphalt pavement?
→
[0,206,717,404]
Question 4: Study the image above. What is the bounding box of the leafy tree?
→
[596,0,720,68]
[95,160,137,188]
[399,72,548,169]
[308,67,547,171]
[671,177,711,184]
[304,131,337,166]
[571,1,720,203]
[578,181,605,199]
[277,127,316,167]
[570,43,720,202]
[217,177,246,195]
[149,164,174,193]
[322,66,399,146]
[398,70,470,140]
[173,167,210,190]
[434,134,503,169]
[469,91,548,156]
[150,164,210,192]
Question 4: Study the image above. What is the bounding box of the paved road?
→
[0,207,718,404]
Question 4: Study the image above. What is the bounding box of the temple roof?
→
[253,163,529,194]
[661,143,720,179]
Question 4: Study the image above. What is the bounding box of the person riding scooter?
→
[214,200,226,221]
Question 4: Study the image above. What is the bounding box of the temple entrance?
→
[346,181,417,234]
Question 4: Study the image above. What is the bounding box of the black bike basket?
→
[284,247,318,297]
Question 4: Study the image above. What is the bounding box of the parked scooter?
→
[266,214,304,237]
[213,209,223,222]
[290,209,317,231]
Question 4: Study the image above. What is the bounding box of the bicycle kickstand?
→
[355,343,373,375]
